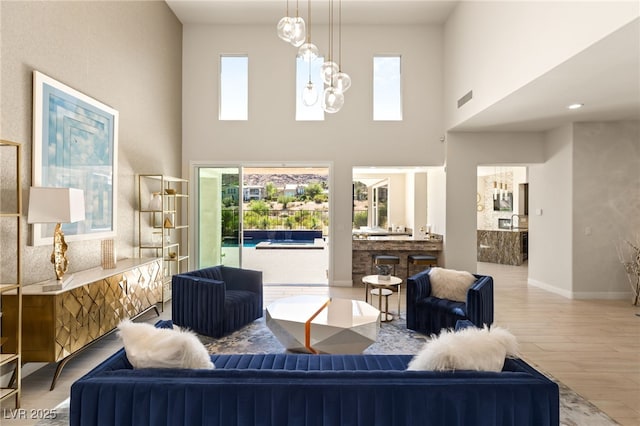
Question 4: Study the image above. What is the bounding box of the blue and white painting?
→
[32,71,119,245]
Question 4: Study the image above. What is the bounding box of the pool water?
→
[223,239,316,248]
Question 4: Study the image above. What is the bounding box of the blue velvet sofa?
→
[406,269,494,335]
[70,322,558,426]
[172,265,262,338]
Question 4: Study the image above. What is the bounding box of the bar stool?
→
[406,254,438,279]
[372,254,400,275]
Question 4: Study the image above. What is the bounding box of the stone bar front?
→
[477,230,528,265]
[352,237,443,285]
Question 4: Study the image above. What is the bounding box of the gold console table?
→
[1,258,162,390]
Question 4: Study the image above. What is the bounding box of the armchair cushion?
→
[428,267,476,302]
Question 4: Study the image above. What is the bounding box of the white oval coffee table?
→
[266,295,380,354]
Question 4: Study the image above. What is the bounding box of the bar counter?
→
[477,229,528,265]
[352,236,443,285]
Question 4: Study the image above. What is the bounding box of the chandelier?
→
[277,0,351,113]
[277,0,306,47]
[321,0,350,113]
[333,0,351,93]
[297,0,318,61]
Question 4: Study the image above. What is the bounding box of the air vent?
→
[457,90,473,108]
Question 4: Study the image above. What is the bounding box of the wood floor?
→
[2,262,638,425]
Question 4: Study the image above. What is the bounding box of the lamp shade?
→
[28,187,85,224]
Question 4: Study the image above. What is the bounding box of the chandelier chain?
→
[306,0,312,41]
[338,0,342,70]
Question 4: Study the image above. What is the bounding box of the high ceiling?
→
[166,1,640,132]
[166,0,458,25]
[455,18,640,132]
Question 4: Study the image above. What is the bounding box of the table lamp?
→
[28,187,85,281]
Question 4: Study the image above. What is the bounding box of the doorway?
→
[193,165,330,285]
[476,166,529,266]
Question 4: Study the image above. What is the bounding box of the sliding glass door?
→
[196,167,241,268]
[194,164,330,285]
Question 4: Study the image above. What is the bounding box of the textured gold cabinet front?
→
[1,260,162,362]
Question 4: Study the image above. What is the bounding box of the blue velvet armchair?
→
[172,265,263,338]
[406,269,494,335]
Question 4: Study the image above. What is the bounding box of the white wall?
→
[410,172,428,234]
[182,23,444,285]
[528,121,640,299]
[444,132,545,272]
[572,121,640,298]
[443,1,639,129]
[528,125,574,296]
[388,174,406,230]
[0,1,182,284]
[427,167,446,238]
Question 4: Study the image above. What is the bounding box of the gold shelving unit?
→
[0,140,22,408]
[137,174,189,303]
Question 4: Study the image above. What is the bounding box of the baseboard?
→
[528,278,633,300]
[331,280,353,287]
[571,291,632,300]
[528,278,573,298]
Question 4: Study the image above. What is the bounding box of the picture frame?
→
[31,71,119,246]
[493,192,513,212]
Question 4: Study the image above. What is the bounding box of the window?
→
[373,55,402,121]
[296,56,325,121]
[219,55,248,120]
[352,179,388,230]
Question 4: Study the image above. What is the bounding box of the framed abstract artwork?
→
[31,71,119,245]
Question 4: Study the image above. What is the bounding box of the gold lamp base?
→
[51,223,69,281]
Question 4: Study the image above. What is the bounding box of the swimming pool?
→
[223,230,324,248]
[255,240,324,250]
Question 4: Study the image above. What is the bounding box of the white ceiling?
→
[166,0,640,132]
[454,18,640,132]
[166,0,458,25]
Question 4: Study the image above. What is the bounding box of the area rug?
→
[202,316,619,426]
[40,317,618,426]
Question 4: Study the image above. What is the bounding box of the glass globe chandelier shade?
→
[289,17,306,47]
[333,71,351,93]
[277,16,295,43]
[302,81,319,106]
[320,61,339,85]
[297,42,319,61]
[322,86,344,113]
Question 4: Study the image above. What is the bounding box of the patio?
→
[222,239,329,285]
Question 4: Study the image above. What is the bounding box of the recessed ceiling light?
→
[567,103,584,110]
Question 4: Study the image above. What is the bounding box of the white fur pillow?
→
[428,267,476,302]
[407,326,518,372]
[117,320,214,370]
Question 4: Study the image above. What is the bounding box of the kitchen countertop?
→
[478,228,528,233]
[357,235,413,241]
